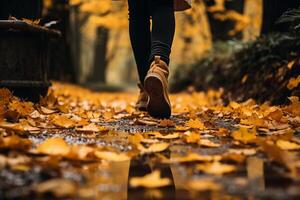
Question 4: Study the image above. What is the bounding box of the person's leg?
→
[128,0,151,84]
[148,0,175,65]
[144,0,175,119]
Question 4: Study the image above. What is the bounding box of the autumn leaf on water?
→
[94,151,130,162]
[183,131,201,144]
[75,123,107,132]
[138,143,169,154]
[187,179,222,191]
[198,139,220,148]
[231,127,256,143]
[0,135,32,151]
[240,116,266,128]
[168,153,221,163]
[34,179,77,198]
[158,119,175,127]
[256,139,298,173]
[148,132,180,140]
[128,133,144,146]
[228,148,257,156]
[186,118,206,130]
[276,140,300,150]
[196,162,237,175]
[37,138,70,156]
[69,145,95,160]
[130,170,171,188]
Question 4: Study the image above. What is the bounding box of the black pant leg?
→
[149,0,175,65]
[128,0,151,83]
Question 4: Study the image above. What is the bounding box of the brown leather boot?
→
[135,83,148,111]
[144,56,171,119]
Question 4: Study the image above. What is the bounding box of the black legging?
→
[128,0,175,84]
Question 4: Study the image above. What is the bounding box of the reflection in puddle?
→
[247,157,265,192]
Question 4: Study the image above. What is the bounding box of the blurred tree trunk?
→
[91,27,108,83]
[243,0,263,41]
[44,0,75,82]
[204,0,245,41]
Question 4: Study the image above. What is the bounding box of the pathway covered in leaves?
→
[0,82,300,199]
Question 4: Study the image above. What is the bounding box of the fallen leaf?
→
[8,100,35,117]
[69,145,95,160]
[35,179,77,197]
[134,118,159,126]
[196,162,237,175]
[228,148,256,156]
[198,139,220,147]
[37,138,70,156]
[256,139,298,172]
[50,114,77,128]
[138,143,169,154]
[183,131,201,143]
[187,179,222,191]
[168,153,221,163]
[130,170,171,188]
[128,133,144,146]
[158,119,175,127]
[40,106,57,114]
[285,96,300,117]
[150,132,180,140]
[186,118,206,130]
[276,140,300,150]
[94,151,130,162]
[1,135,32,150]
[76,123,107,132]
[231,127,256,143]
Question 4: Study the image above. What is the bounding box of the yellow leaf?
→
[183,131,200,143]
[50,114,77,128]
[40,106,57,115]
[94,151,130,162]
[196,162,236,175]
[228,148,256,156]
[138,143,169,154]
[130,170,171,188]
[231,127,256,143]
[276,140,300,150]
[286,96,300,116]
[35,179,76,198]
[128,133,144,146]
[240,117,266,127]
[75,123,107,132]
[37,138,70,156]
[8,100,35,117]
[287,75,300,90]
[158,119,175,127]
[169,153,221,163]
[1,135,32,150]
[198,139,220,148]
[187,179,222,191]
[186,118,206,130]
[69,145,94,160]
[151,132,180,140]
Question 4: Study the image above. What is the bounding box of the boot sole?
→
[144,75,171,119]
